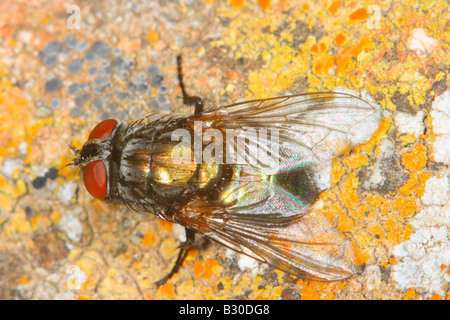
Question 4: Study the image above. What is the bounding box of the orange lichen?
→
[330,161,345,185]
[339,190,359,210]
[313,54,335,76]
[414,172,433,197]
[353,203,371,220]
[354,231,371,248]
[399,174,419,196]
[404,288,416,300]
[142,232,156,247]
[193,260,205,277]
[336,57,354,75]
[82,279,97,292]
[366,222,385,239]
[204,258,221,279]
[401,143,427,171]
[147,30,159,42]
[257,0,271,11]
[384,215,403,244]
[297,281,343,300]
[354,37,376,56]
[335,37,375,76]
[227,70,239,81]
[18,278,30,285]
[231,0,245,9]
[349,8,370,21]
[334,33,348,47]
[310,42,327,54]
[158,220,173,232]
[186,248,198,263]
[338,173,360,210]
[328,1,343,14]
[299,284,322,300]
[392,196,417,218]
[354,243,370,265]
[337,214,355,232]
[158,282,176,299]
[336,45,358,62]
[429,294,442,300]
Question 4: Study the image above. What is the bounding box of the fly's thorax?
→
[119,128,222,205]
[119,138,152,190]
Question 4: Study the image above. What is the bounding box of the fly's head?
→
[71,119,119,200]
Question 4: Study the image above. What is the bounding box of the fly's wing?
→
[188,92,380,174]
[175,205,358,281]
[174,92,378,279]
[211,165,319,217]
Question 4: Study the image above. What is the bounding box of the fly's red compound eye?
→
[83,160,107,199]
[88,119,117,140]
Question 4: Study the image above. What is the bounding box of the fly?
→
[71,55,380,284]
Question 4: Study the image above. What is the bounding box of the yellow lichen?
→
[392,196,417,218]
[344,153,369,169]
[337,214,355,232]
[415,172,433,197]
[338,173,360,209]
[401,143,427,171]
[399,174,419,196]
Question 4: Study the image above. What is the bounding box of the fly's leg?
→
[155,228,195,286]
[176,55,204,115]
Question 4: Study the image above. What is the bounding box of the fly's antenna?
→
[65,140,80,156]
[63,140,83,169]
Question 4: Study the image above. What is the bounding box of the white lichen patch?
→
[407,28,440,58]
[390,91,450,296]
[429,91,450,165]
[56,181,77,205]
[421,173,449,206]
[334,87,382,146]
[1,158,23,179]
[391,201,450,296]
[311,160,332,191]
[394,111,425,138]
[57,207,83,243]
[237,254,261,276]
[390,135,450,296]
[310,88,381,192]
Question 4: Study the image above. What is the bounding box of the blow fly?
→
[72,56,380,284]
